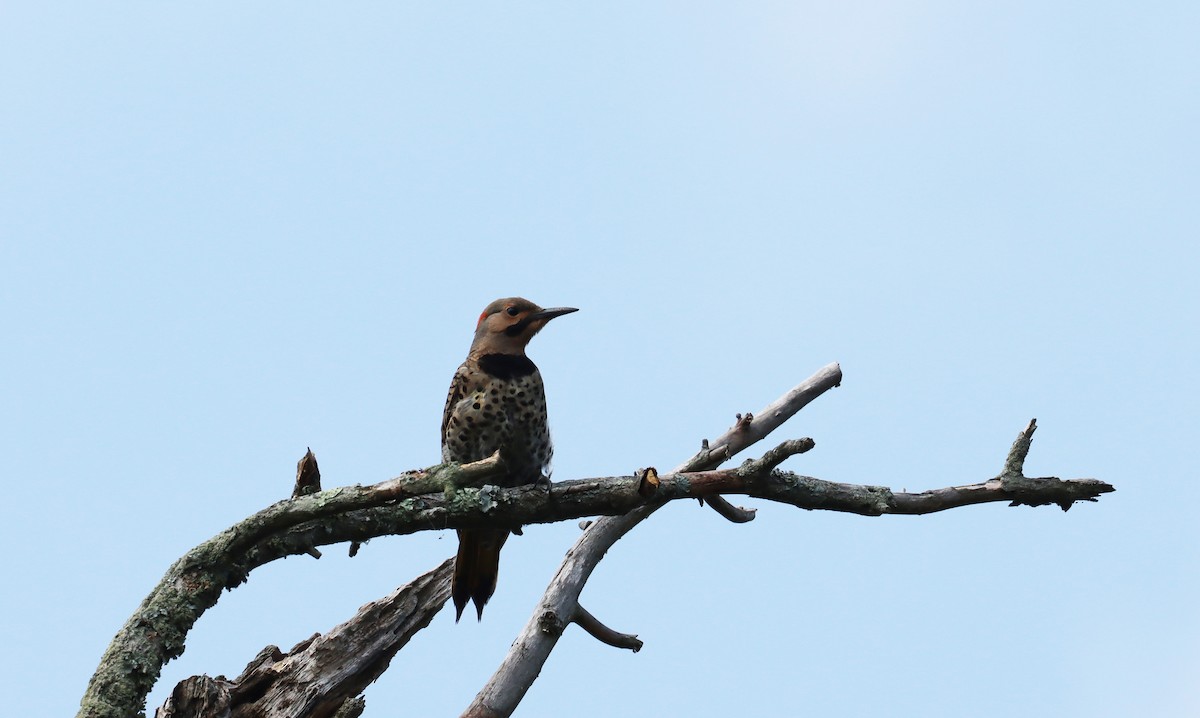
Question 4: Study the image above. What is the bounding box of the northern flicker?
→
[443,297,577,621]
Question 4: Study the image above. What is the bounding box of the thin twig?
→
[689,362,842,521]
[573,605,643,653]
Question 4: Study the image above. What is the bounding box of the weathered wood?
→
[293,448,322,498]
[462,364,845,717]
[697,361,844,521]
[80,366,1111,718]
[460,370,1111,717]
[78,457,503,718]
[155,560,453,718]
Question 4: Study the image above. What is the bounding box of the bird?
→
[442,297,577,621]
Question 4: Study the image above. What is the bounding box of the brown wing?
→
[441,362,471,445]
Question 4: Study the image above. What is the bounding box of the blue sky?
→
[2,3,1196,716]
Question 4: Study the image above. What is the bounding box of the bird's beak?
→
[505,306,578,337]
[530,307,579,322]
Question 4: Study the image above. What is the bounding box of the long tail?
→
[452,528,509,621]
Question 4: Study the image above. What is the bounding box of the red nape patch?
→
[477,311,489,328]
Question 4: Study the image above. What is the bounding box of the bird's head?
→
[470,297,577,356]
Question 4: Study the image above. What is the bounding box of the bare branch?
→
[745,438,817,472]
[88,457,1108,717]
[886,474,1112,514]
[155,560,452,718]
[79,361,1106,718]
[694,363,842,467]
[703,497,757,523]
[462,363,843,717]
[460,371,1100,718]
[690,362,842,521]
[573,605,642,653]
[1002,418,1038,477]
[79,457,504,718]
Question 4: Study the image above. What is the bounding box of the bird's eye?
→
[506,306,520,316]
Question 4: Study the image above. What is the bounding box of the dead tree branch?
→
[79,455,507,718]
[462,364,843,717]
[154,559,453,718]
[79,363,1111,718]
[460,368,1108,718]
[573,605,642,653]
[692,361,844,521]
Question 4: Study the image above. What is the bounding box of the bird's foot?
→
[536,473,555,501]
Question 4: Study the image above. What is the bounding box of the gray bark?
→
[78,363,1111,718]
[154,560,452,718]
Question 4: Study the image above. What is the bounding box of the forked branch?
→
[79,363,1111,718]
[461,369,1110,718]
